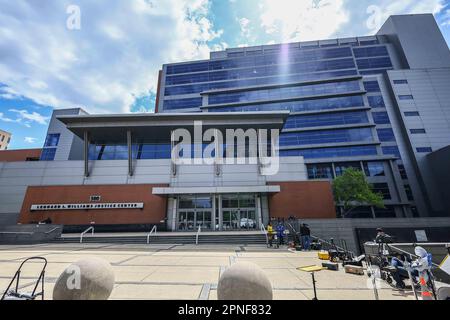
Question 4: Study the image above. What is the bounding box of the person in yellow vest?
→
[267,223,274,248]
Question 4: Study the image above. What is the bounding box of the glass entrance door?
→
[178,211,195,231]
[239,209,257,230]
[177,195,214,231]
[221,194,258,231]
[222,209,257,230]
[196,211,212,230]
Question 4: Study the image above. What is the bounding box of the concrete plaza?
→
[0,243,415,300]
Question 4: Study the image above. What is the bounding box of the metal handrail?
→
[311,235,355,256]
[79,226,94,244]
[387,244,441,269]
[146,225,157,244]
[45,227,60,235]
[195,226,201,245]
[0,231,33,235]
[260,224,268,245]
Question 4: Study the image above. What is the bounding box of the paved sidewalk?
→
[0,243,415,300]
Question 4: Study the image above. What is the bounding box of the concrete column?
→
[83,131,89,177]
[256,195,262,229]
[218,194,223,231]
[127,130,133,176]
[212,194,217,231]
[171,197,177,231]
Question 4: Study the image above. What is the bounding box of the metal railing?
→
[260,224,268,245]
[79,226,94,244]
[311,235,356,258]
[45,227,61,235]
[146,225,157,244]
[195,226,201,245]
[387,244,441,269]
[0,231,34,235]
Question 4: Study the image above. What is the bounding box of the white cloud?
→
[8,109,50,125]
[363,0,445,31]
[442,9,450,26]
[259,0,349,42]
[0,112,17,123]
[24,137,37,144]
[0,0,223,114]
[210,42,229,52]
[238,17,251,38]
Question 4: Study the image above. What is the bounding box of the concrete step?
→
[51,233,268,244]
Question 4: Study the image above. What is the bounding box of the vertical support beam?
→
[218,194,223,231]
[256,194,263,228]
[170,130,177,177]
[127,130,133,176]
[171,197,178,231]
[212,194,217,231]
[83,131,89,177]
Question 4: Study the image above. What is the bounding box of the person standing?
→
[267,223,274,248]
[276,222,285,246]
[301,224,311,251]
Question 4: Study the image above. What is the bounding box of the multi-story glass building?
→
[156,14,450,219]
[0,14,449,244]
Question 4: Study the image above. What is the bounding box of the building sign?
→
[414,230,428,242]
[440,254,450,277]
[30,203,144,211]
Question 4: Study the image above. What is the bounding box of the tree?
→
[332,168,385,218]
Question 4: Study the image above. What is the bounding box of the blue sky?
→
[0,0,449,149]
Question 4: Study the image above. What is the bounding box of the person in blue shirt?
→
[276,222,285,246]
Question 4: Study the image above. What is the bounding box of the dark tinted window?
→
[372,183,391,200]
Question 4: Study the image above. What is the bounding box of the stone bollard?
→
[437,286,450,300]
[217,262,273,300]
[53,257,115,300]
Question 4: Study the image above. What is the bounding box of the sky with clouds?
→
[0,0,449,149]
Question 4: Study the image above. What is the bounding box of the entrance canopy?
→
[57,111,289,144]
[152,185,280,196]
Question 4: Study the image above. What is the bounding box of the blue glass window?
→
[398,95,413,100]
[164,70,359,96]
[410,129,426,134]
[363,81,381,92]
[279,128,373,147]
[280,145,378,159]
[404,111,419,117]
[284,111,369,129]
[359,39,379,45]
[416,147,432,153]
[372,112,390,124]
[335,162,363,176]
[307,163,334,179]
[353,46,388,58]
[210,95,364,113]
[44,134,60,147]
[138,144,172,159]
[165,57,356,85]
[359,69,393,75]
[377,128,396,142]
[398,165,408,179]
[356,57,392,70]
[166,62,209,74]
[166,47,354,76]
[393,80,408,84]
[163,98,202,110]
[368,96,385,108]
[40,148,56,161]
[89,144,171,160]
[372,183,391,200]
[382,146,401,158]
[363,161,385,177]
[404,184,414,201]
[208,81,360,105]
